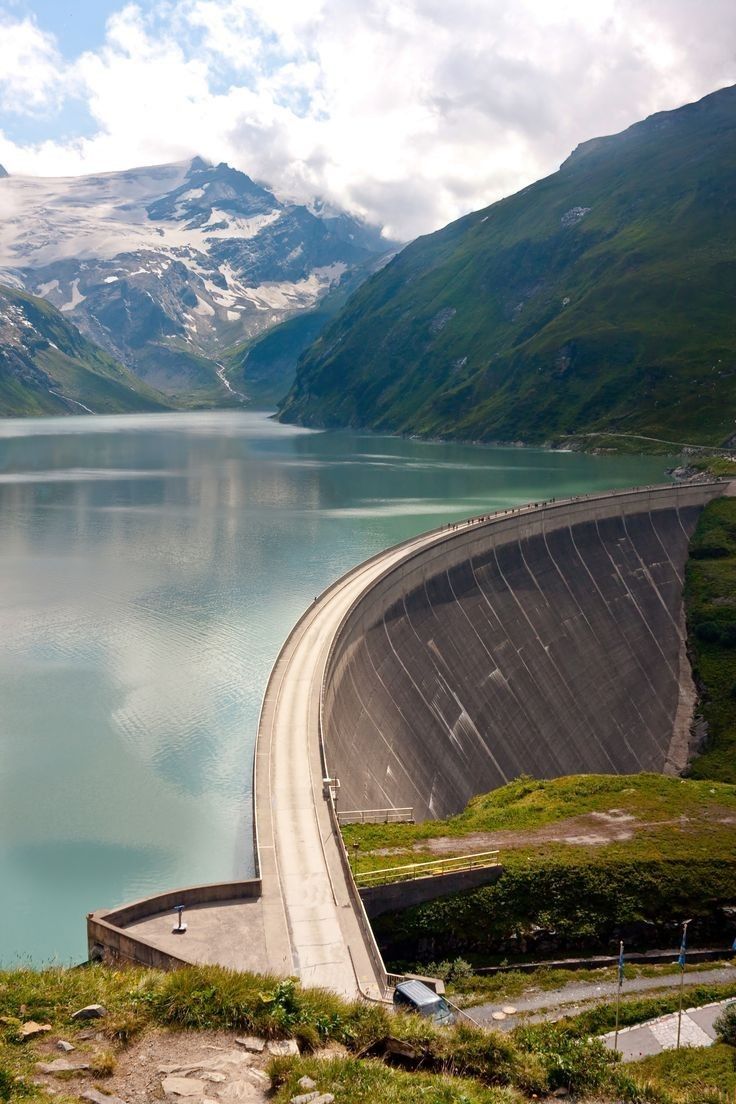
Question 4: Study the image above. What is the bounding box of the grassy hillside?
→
[225,308,332,406]
[281,84,736,447]
[0,283,170,416]
[341,774,736,960]
[685,496,736,782]
[0,962,731,1103]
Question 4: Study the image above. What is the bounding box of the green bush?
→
[514,1023,615,1093]
[685,496,736,781]
[696,621,724,643]
[714,1000,736,1045]
[690,543,731,559]
[0,1070,13,1103]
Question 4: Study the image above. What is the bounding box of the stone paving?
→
[602,997,734,1061]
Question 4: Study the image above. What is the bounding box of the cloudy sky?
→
[0,0,734,238]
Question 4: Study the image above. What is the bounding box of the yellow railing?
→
[354,849,500,887]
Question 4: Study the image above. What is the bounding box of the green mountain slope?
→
[280,85,736,446]
[0,283,171,416]
[224,251,400,407]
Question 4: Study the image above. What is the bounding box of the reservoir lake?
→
[0,410,669,964]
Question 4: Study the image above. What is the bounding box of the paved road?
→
[256,516,476,998]
[470,965,736,1029]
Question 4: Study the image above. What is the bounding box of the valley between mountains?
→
[3,85,736,454]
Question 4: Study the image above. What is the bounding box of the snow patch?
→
[192,296,214,317]
[60,278,85,312]
[36,279,60,297]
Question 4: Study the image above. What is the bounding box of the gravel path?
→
[468,964,736,1029]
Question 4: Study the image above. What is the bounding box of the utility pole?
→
[676,918,691,1050]
[613,940,625,1052]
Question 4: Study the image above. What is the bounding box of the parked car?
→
[393,979,455,1025]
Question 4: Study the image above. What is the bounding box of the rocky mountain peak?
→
[3,157,395,407]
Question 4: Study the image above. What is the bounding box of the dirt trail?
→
[371,805,736,856]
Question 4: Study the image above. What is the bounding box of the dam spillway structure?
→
[322,482,727,821]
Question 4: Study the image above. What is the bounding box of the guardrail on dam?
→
[322,482,726,820]
[89,480,727,994]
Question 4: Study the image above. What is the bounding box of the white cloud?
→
[0,15,64,113]
[0,0,734,237]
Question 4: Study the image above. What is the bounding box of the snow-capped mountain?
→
[0,158,393,402]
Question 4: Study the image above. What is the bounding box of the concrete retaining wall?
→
[323,484,724,820]
[359,865,504,919]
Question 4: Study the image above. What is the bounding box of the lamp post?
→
[172,904,187,934]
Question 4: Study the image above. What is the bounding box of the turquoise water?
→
[0,411,669,964]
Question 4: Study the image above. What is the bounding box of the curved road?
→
[255,517,467,998]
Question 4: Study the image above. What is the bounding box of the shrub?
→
[0,1070,13,1103]
[514,1023,615,1093]
[89,1049,117,1077]
[714,1000,736,1045]
[341,1001,390,1051]
[691,543,731,559]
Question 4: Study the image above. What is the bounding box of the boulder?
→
[297,1077,317,1091]
[80,1091,129,1104]
[56,1040,75,1052]
[19,1021,51,1040]
[385,1036,419,1060]
[161,1076,205,1097]
[235,1035,265,1052]
[267,1038,299,1057]
[36,1058,90,1074]
[218,1083,264,1101]
[71,1004,108,1021]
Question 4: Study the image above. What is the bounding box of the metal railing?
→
[354,849,500,888]
[337,807,414,825]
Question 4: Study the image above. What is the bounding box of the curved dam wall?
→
[323,483,724,821]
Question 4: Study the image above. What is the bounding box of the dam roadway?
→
[254,514,470,998]
[89,480,729,997]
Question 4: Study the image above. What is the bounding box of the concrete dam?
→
[323,483,723,821]
[89,481,727,998]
